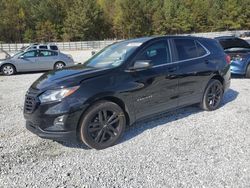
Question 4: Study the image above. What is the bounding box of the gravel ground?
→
[0,73,250,188]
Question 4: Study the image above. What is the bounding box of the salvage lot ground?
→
[0,73,250,187]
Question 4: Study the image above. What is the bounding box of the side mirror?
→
[128,60,152,72]
[19,55,24,59]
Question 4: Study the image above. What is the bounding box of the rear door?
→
[171,38,211,107]
[130,39,179,119]
[37,50,58,70]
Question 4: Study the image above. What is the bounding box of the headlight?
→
[39,86,79,103]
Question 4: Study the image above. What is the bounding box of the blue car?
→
[215,36,250,78]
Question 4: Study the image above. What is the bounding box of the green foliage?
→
[36,20,57,42]
[63,0,106,41]
[0,0,249,42]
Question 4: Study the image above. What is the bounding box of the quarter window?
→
[136,41,170,66]
[173,39,207,61]
[196,42,207,56]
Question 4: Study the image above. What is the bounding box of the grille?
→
[24,95,37,113]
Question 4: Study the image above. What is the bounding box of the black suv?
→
[24,36,231,149]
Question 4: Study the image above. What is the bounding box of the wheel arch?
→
[77,95,131,128]
[0,63,17,72]
[100,96,131,126]
[211,74,224,86]
[76,95,132,141]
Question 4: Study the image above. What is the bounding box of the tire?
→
[246,64,250,78]
[1,64,16,76]
[200,79,223,111]
[79,101,126,150]
[54,62,65,70]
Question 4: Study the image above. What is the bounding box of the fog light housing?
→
[54,115,67,126]
[45,115,67,131]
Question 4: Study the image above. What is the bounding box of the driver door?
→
[130,40,179,119]
[17,50,39,71]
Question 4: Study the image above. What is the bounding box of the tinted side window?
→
[136,41,170,66]
[196,41,207,56]
[50,45,58,50]
[174,39,198,61]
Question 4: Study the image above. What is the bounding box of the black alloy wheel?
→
[200,79,223,111]
[79,101,126,149]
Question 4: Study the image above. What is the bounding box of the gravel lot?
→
[0,73,250,187]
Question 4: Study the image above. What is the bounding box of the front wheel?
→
[200,79,223,111]
[1,64,16,76]
[79,101,126,150]
[246,64,250,78]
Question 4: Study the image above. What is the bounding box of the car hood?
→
[0,49,11,60]
[31,65,111,91]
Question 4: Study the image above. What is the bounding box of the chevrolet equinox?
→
[24,36,231,149]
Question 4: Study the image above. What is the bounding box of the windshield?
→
[12,51,23,58]
[84,41,142,68]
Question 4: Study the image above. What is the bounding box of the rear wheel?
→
[79,101,126,150]
[246,64,250,78]
[54,62,65,70]
[200,79,223,111]
[1,64,16,76]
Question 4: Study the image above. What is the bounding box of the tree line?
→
[0,0,249,43]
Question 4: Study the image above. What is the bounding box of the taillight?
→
[225,55,231,64]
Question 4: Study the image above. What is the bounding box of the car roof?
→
[123,35,210,44]
[23,49,56,52]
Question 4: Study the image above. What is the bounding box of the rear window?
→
[218,38,250,50]
[50,45,58,51]
[173,39,207,61]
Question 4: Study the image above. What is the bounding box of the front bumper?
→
[26,120,76,141]
[23,89,87,142]
[24,110,83,142]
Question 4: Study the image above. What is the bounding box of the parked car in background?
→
[0,49,74,75]
[24,36,231,149]
[8,43,60,57]
[22,43,59,52]
[215,36,250,77]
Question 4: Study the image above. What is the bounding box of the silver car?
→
[0,49,75,75]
